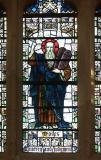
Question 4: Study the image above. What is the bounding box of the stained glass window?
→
[95,8,101,152]
[23,0,78,153]
[0,8,7,152]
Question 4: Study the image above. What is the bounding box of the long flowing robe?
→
[28,53,71,124]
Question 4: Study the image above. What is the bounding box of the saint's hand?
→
[52,68,61,73]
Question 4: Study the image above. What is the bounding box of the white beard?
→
[45,50,55,69]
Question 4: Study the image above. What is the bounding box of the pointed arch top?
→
[0,6,6,17]
[24,0,77,14]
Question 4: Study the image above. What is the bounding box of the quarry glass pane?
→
[95,9,101,152]
[0,9,7,152]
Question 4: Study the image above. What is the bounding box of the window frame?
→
[0,0,100,160]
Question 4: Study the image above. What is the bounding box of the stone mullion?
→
[78,0,95,160]
[6,0,19,160]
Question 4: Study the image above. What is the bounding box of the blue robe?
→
[29,53,67,120]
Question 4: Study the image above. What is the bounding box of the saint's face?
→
[46,42,54,53]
